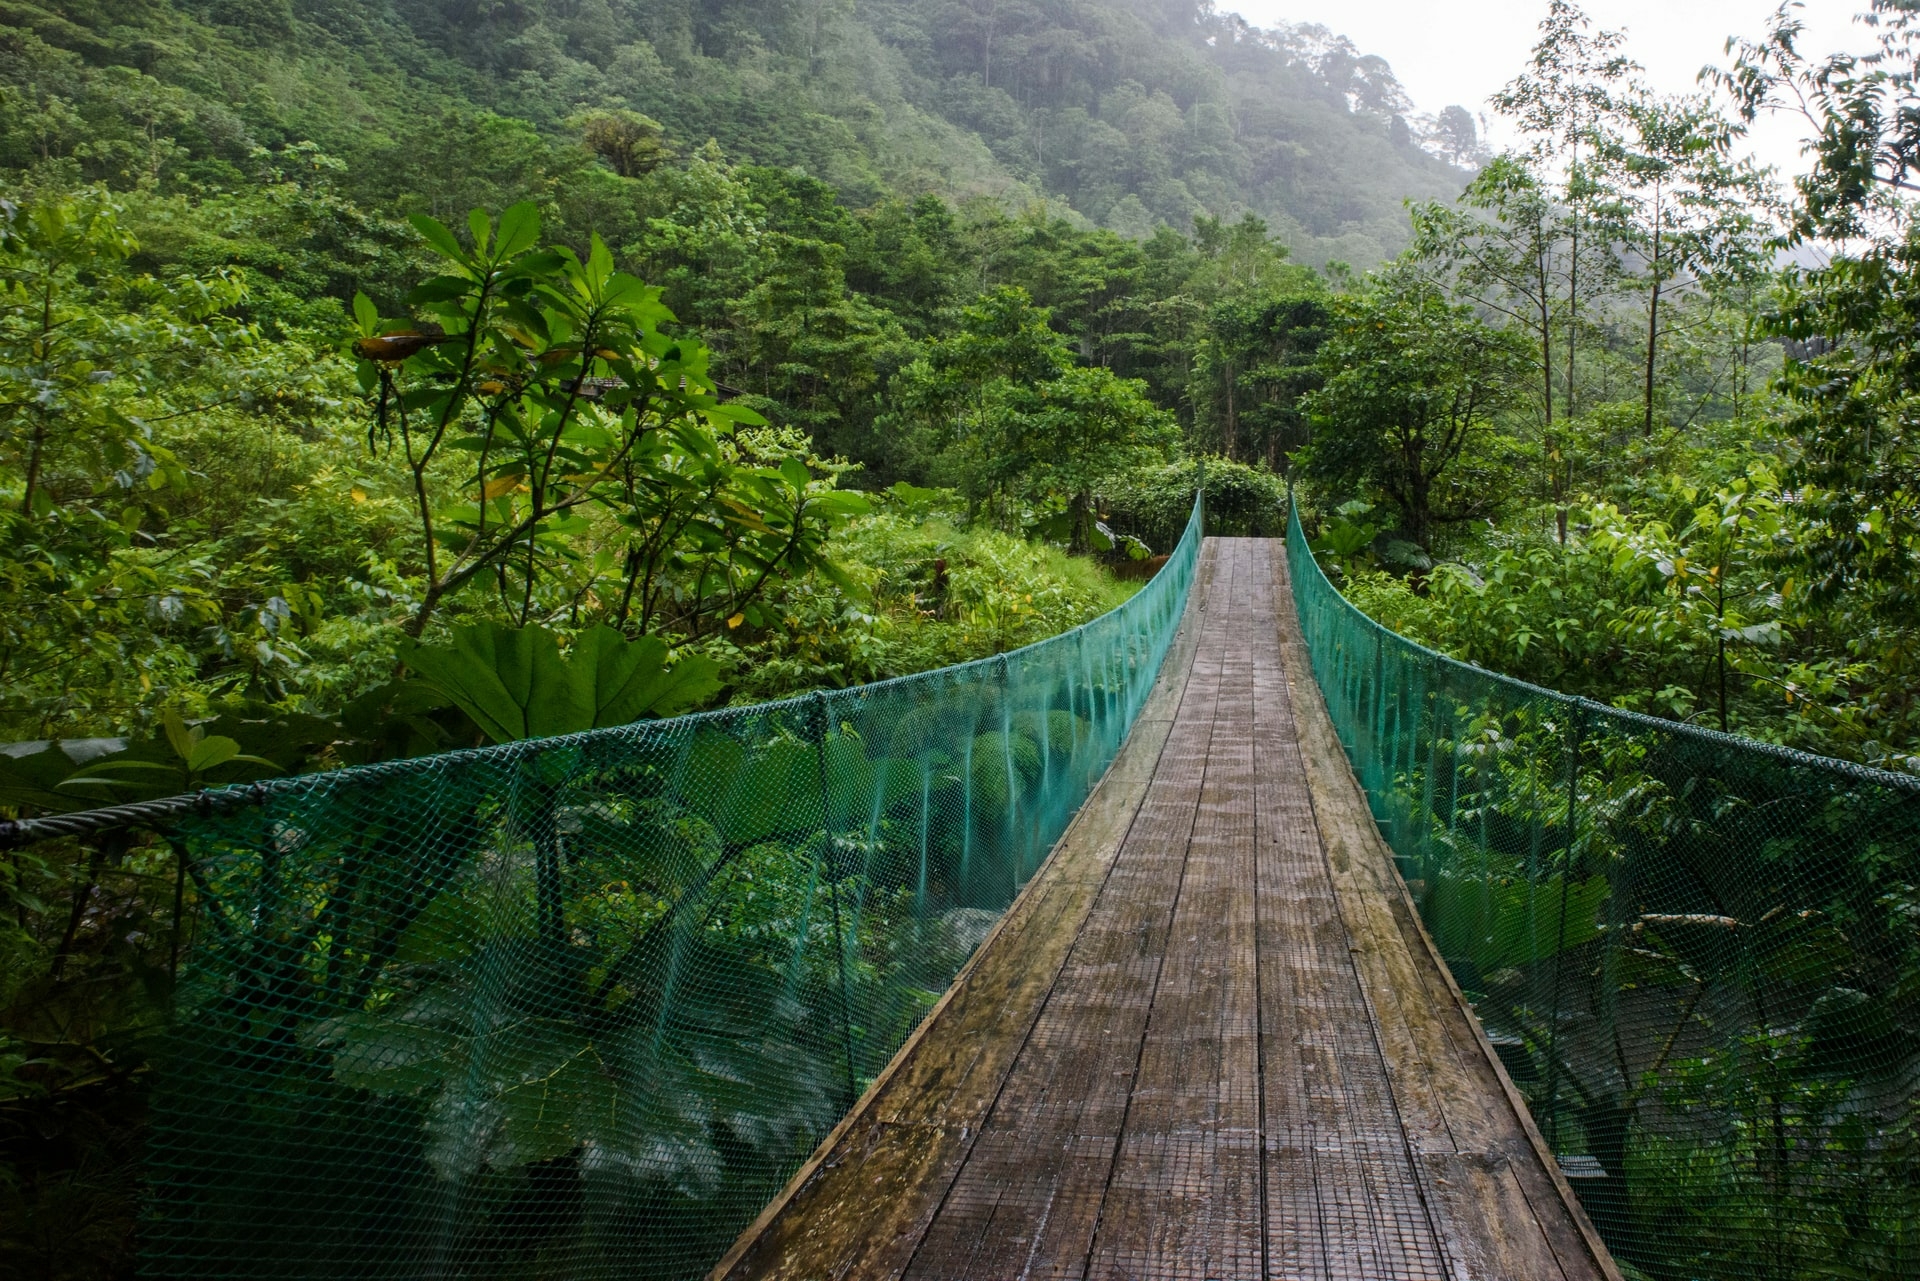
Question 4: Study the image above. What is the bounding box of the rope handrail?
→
[1286,496,1920,1279]
[131,488,1206,1281]
[1285,497,1920,793]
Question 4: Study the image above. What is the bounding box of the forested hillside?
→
[0,0,1438,747]
[2,4,1347,1268]
[0,0,1470,266]
[1284,0,1920,784]
[23,0,1920,1272]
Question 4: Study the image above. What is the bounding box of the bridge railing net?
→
[142,495,1202,1281]
[1287,502,1920,1280]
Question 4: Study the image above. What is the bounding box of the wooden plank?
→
[1083,538,1264,1281]
[711,545,1216,1281]
[1270,541,1621,1281]
[722,537,1619,1281]
[1245,538,1451,1281]
[903,546,1233,1280]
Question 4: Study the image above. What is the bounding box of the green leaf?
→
[779,458,811,491]
[578,627,722,724]
[406,275,473,305]
[805,491,874,518]
[161,708,198,762]
[399,624,567,742]
[306,1010,462,1098]
[600,273,661,314]
[467,208,492,257]
[495,201,541,259]
[703,401,767,426]
[585,232,614,285]
[351,292,379,336]
[682,734,824,845]
[494,1035,604,1166]
[352,1023,464,1097]
[0,740,131,814]
[185,736,241,774]
[408,214,468,264]
[64,760,176,776]
[400,623,721,743]
[392,885,489,966]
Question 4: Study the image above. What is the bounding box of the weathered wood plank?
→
[1247,539,1451,1281]
[1270,541,1620,1281]
[708,549,1216,1281]
[718,538,1618,1281]
[901,545,1233,1280]
[1084,538,1264,1281]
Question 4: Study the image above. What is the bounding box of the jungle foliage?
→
[1277,14,1920,1275]
[0,0,1471,268]
[18,0,1920,1274]
[1299,2,1920,781]
[0,1,1366,1270]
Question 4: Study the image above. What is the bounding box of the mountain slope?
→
[1,0,1471,264]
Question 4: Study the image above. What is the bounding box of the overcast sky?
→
[1233,1,1874,178]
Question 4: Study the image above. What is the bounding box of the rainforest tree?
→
[1300,269,1529,550]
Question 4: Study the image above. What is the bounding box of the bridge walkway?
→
[713,538,1618,1281]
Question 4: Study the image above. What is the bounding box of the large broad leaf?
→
[494,201,541,259]
[0,715,302,812]
[680,734,824,847]
[0,739,132,813]
[400,622,721,743]
[574,625,721,726]
[1427,871,1611,977]
[314,932,833,1193]
[674,731,927,848]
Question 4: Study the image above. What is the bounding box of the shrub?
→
[1101,456,1287,551]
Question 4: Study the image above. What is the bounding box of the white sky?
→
[1233,0,1875,179]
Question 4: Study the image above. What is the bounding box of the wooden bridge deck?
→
[713,538,1619,1281]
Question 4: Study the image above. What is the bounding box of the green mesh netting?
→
[140,495,1201,1281]
[1287,501,1920,1280]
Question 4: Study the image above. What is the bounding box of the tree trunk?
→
[1538,239,1565,546]
[1224,359,1237,460]
[1566,188,1579,425]
[1408,442,1433,551]
[20,275,56,515]
[1643,192,1663,438]
[1716,563,1729,733]
[19,416,48,515]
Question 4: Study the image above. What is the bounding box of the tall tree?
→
[1189,289,1329,468]
[1721,1,1920,751]
[1597,89,1775,436]
[899,286,1174,548]
[1494,0,1636,431]
[1300,269,1529,550]
[351,204,860,638]
[1411,156,1605,541]
[1183,214,1325,464]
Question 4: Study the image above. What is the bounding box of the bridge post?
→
[1543,702,1586,1150]
[811,689,858,1105]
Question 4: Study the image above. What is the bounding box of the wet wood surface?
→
[713,538,1617,1281]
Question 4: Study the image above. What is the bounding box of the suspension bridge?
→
[58,491,1914,1281]
[712,537,1612,1281]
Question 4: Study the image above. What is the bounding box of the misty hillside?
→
[1,0,1475,262]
